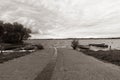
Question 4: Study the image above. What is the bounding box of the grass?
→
[0,43,31,63]
[0,41,44,63]
[0,51,31,63]
[81,50,120,66]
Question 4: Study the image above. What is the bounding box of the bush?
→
[71,39,79,50]
[22,44,44,50]
[33,44,44,50]
[23,45,36,50]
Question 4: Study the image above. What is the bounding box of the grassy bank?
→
[0,52,31,63]
[82,50,120,66]
[0,43,44,63]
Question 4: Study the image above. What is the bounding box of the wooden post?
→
[0,43,4,55]
[109,45,111,51]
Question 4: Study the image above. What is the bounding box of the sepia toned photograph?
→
[0,0,120,80]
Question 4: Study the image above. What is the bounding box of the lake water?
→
[78,39,120,51]
[27,39,120,51]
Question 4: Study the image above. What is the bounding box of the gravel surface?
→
[52,48,120,80]
[1,48,120,80]
[34,47,57,80]
[0,48,54,80]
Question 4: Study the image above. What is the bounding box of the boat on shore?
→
[89,43,108,48]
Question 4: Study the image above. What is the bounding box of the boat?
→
[89,43,108,48]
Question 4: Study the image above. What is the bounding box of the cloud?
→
[0,0,120,38]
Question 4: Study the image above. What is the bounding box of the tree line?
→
[0,21,31,44]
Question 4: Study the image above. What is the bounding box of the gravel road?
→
[0,48,120,80]
[0,48,54,80]
[52,48,120,80]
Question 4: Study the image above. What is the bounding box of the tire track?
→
[34,47,57,80]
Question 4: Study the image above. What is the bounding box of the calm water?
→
[27,39,120,51]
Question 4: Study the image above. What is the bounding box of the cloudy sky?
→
[0,0,120,38]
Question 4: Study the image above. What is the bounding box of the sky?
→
[0,0,120,39]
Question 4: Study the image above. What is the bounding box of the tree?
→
[1,21,31,44]
[13,22,31,41]
[0,21,4,41]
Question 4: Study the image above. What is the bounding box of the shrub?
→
[22,44,44,50]
[71,39,79,50]
[23,45,36,50]
[33,44,44,50]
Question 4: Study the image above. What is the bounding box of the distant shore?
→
[28,37,120,40]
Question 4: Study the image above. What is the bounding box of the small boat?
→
[89,43,108,48]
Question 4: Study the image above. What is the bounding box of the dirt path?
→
[0,48,54,80]
[52,48,120,80]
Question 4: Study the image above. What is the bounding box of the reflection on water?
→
[78,39,120,51]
